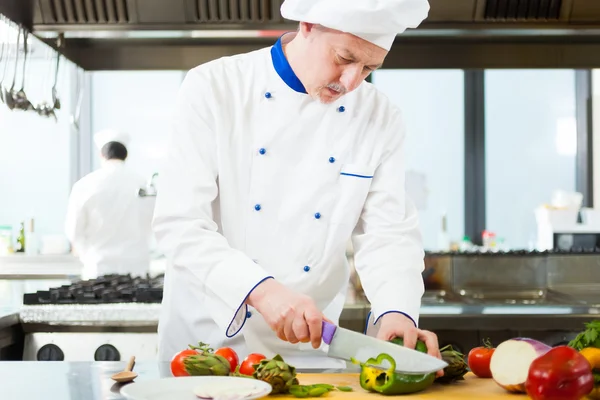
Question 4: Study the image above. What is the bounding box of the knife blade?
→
[321,321,447,375]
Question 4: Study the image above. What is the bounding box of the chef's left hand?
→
[376,312,444,378]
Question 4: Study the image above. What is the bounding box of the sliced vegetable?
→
[436,344,469,383]
[352,353,435,395]
[289,384,338,398]
[489,337,552,393]
[524,345,594,400]
[468,338,495,378]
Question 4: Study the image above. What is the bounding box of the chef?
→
[152,0,442,369]
[65,129,152,280]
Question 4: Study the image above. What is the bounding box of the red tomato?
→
[215,347,239,373]
[170,349,198,377]
[239,353,266,376]
[468,339,495,378]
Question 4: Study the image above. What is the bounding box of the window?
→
[89,71,185,180]
[484,70,577,249]
[371,70,465,251]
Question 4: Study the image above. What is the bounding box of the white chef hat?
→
[93,129,131,150]
[280,0,430,51]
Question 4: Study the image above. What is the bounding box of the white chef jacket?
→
[65,160,152,280]
[152,34,425,368]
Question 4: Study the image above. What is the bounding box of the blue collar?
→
[270,36,307,94]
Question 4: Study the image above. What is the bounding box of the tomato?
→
[468,339,495,378]
[170,349,198,377]
[239,353,266,376]
[215,347,239,373]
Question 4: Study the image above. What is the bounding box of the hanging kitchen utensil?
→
[4,26,19,110]
[0,16,6,104]
[50,50,61,111]
[35,45,57,119]
[13,29,34,112]
[69,68,84,127]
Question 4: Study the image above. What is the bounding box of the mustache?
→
[325,83,347,95]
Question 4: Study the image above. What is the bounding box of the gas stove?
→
[22,273,164,305]
[20,274,164,362]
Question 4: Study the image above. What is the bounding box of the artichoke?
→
[182,342,231,376]
[252,354,299,394]
[435,344,469,384]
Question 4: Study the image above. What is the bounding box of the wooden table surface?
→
[278,372,530,399]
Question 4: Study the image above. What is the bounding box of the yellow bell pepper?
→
[580,347,600,400]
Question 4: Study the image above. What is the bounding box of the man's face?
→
[297,24,388,104]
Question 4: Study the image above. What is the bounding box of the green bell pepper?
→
[353,353,435,395]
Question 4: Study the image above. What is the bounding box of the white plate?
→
[120,376,272,400]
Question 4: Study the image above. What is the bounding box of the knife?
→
[321,320,447,375]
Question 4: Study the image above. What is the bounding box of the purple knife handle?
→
[321,320,337,345]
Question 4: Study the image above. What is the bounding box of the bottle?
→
[15,221,25,253]
[437,213,450,252]
[25,218,38,256]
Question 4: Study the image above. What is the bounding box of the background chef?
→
[153,0,442,369]
[65,129,152,280]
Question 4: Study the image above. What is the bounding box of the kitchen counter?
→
[0,361,355,400]
[0,361,532,399]
[0,254,83,279]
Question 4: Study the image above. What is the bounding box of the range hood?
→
[26,0,600,36]
[4,0,600,70]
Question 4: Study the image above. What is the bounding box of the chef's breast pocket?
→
[330,164,376,227]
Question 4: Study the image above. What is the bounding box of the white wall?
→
[593,70,600,208]
[371,70,465,251]
[485,70,577,249]
[0,43,74,240]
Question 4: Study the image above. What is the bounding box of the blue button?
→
[254,204,261,211]
[314,212,321,219]
[337,106,345,113]
[303,265,310,272]
[329,157,335,163]
[259,148,266,155]
[265,92,272,99]
[246,311,252,318]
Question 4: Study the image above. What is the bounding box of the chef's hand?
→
[247,278,326,349]
[376,312,444,378]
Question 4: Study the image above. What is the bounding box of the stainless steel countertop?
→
[16,301,600,328]
[0,361,355,400]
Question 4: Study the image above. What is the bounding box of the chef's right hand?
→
[247,278,325,349]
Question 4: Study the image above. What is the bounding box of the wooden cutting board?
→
[277,372,530,399]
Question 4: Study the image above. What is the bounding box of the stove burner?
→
[23,274,164,305]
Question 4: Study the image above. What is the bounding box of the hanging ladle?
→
[13,30,33,111]
[4,27,19,110]
[0,16,7,104]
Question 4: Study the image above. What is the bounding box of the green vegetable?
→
[390,337,428,354]
[435,344,469,384]
[568,320,600,351]
[288,383,351,398]
[352,353,435,395]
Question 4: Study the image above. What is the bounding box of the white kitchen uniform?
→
[65,159,151,280]
[153,14,429,366]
